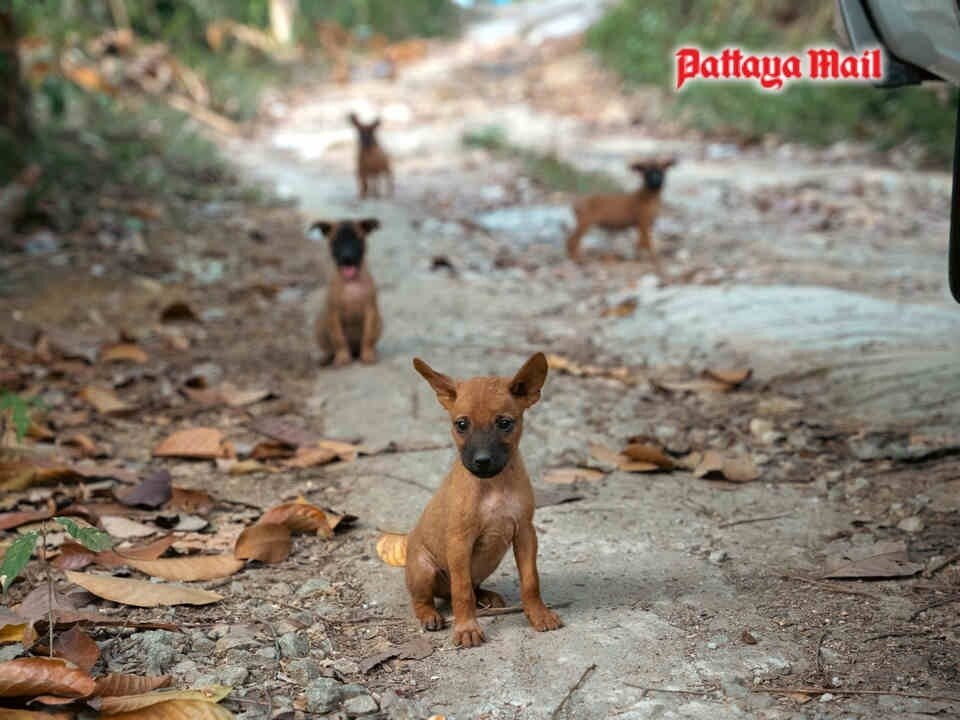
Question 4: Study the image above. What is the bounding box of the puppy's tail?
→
[376,532,407,567]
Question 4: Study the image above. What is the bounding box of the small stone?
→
[297,577,332,597]
[819,693,835,702]
[709,550,728,564]
[285,658,323,684]
[218,665,249,686]
[707,641,718,650]
[749,418,774,438]
[343,693,379,716]
[171,660,199,683]
[255,646,277,660]
[278,631,310,659]
[190,635,215,655]
[898,516,924,533]
[305,678,344,714]
[332,658,360,676]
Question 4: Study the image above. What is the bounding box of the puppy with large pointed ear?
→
[391,352,562,648]
[308,218,382,367]
[348,112,392,198]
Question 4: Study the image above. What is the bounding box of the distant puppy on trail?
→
[308,218,382,366]
[565,158,676,269]
[377,353,563,647]
[349,113,393,199]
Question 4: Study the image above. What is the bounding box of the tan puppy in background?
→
[349,113,393,198]
[307,218,382,366]
[565,158,676,269]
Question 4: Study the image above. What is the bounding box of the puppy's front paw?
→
[452,619,485,648]
[360,347,377,364]
[417,609,445,632]
[526,604,563,632]
[332,351,352,367]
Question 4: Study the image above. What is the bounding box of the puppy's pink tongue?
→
[340,266,358,280]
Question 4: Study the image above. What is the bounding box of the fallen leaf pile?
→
[652,367,753,394]
[1,329,359,714]
[0,653,232,718]
[545,353,635,385]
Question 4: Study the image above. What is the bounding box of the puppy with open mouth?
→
[308,218,382,367]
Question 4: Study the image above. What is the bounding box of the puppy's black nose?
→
[473,452,492,470]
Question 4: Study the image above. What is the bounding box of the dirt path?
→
[3,2,958,719]
[214,4,960,718]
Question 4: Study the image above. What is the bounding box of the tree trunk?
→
[0,7,31,179]
[269,0,298,46]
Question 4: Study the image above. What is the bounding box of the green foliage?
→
[298,0,461,41]
[55,517,113,552]
[0,392,39,441]
[0,532,39,593]
[588,0,956,164]
[462,125,622,194]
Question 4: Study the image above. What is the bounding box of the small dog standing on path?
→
[378,353,563,647]
[565,158,676,269]
[308,218,382,366]
[349,113,393,198]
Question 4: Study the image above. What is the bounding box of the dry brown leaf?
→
[258,502,333,537]
[601,298,637,317]
[0,657,95,698]
[283,446,338,469]
[588,444,662,473]
[61,433,100,458]
[693,451,760,483]
[0,459,82,493]
[100,344,149,364]
[105,699,234,719]
[249,441,294,460]
[168,487,215,515]
[217,384,271,408]
[542,467,605,484]
[316,439,360,462]
[113,536,177,563]
[546,354,634,385]
[376,532,407,567]
[0,508,54,531]
[52,626,99,673]
[94,673,172,697]
[703,367,752,386]
[359,636,434,673]
[250,416,319,448]
[100,516,157,540]
[621,443,674,470]
[78,386,131,415]
[0,709,74,719]
[99,685,231,714]
[234,523,291,564]
[124,555,244,582]
[26,421,55,441]
[64,571,223,607]
[152,428,228,460]
[822,540,923,579]
[114,470,172,509]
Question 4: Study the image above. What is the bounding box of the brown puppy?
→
[565,158,676,269]
[349,113,393,199]
[395,353,562,647]
[308,218,382,366]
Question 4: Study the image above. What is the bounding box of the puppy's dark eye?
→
[495,416,514,432]
[454,418,470,434]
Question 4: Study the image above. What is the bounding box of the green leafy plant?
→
[1,517,112,593]
[1,517,112,654]
[0,392,41,441]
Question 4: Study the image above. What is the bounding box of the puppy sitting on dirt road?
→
[378,353,563,647]
[565,158,676,269]
[349,113,393,199]
[308,218,382,366]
